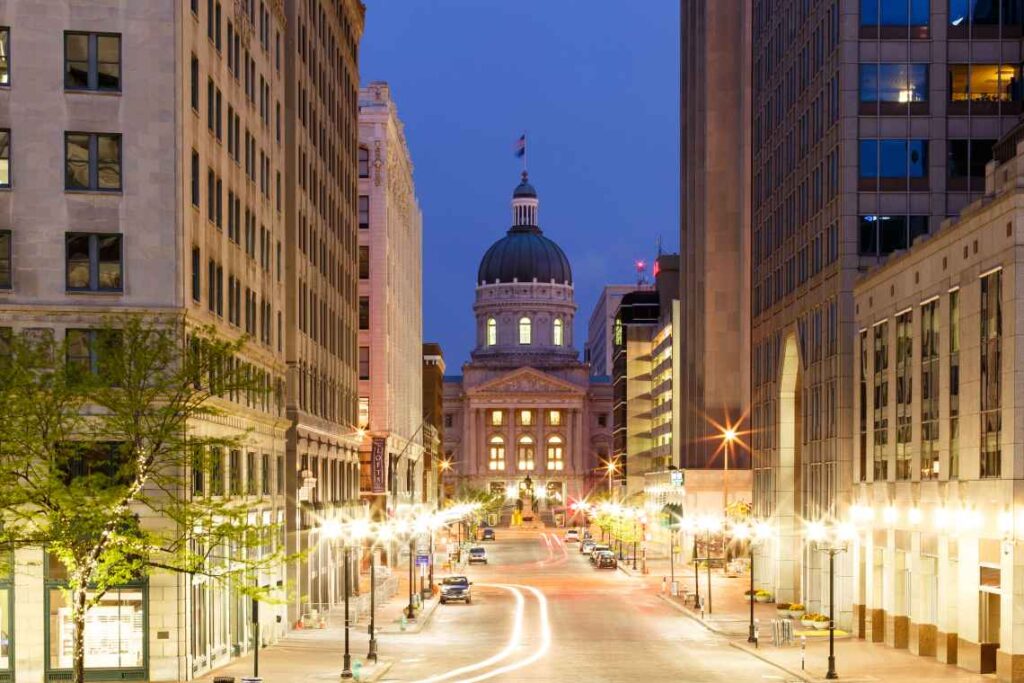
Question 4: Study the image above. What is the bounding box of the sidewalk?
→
[615,552,994,682]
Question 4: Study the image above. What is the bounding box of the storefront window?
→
[47,586,145,672]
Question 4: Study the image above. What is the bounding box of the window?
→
[191,446,204,496]
[209,447,223,494]
[245,451,256,495]
[548,410,562,426]
[359,245,369,279]
[517,435,535,471]
[487,318,497,346]
[358,195,369,229]
[948,139,996,178]
[190,54,199,110]
[858,215,929,256]
[860,0,930,26]
[64,32,120,91]
[597,413,608,428]
[359,397,370,428]
[858,330,868,481]
[894,311,912,480]
[229,449,241,495]
[949,289,960,478]
[0,231,10,290]
[872,322,889,481]
[980,270,1002,478]
[191,246,201,301]
[950,0,1024,28]
[358,346,369,380]
[519,409,534,426]
[358,146,369,177]
[519,317,532,345]
[920,300,939,479]
[359,296,369,330]
[0,129,8,188]
[553,318,563,346]
[261,453,270,495]
[444,413,453,428]
[859,139,927,178]
[191,150,200,206]
[546,435,564,471]
[47,587,144,671]
[949,64,1020,102]
[488,436,505,471]
[490,410,503,426]
[65,133,121,191]
[0,28,9,85]
[65,233,122,292]
[858,63,928,102]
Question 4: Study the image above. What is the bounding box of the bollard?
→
[353,660,363,681]
[801,635,807,670]
[400,613,408,632]
[661,576,666,594]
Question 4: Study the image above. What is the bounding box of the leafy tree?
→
[0,315,290,683]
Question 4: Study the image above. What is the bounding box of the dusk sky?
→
[361,1,679,370]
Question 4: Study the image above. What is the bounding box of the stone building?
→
[585,284,634,377]
[849,135,1024,681]
[356,82,424,534]
[443,173,612,513]
[0,1,365,680]
[282,0,365,642]
[747,0,1024,626]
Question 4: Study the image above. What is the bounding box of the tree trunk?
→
[72,587,87,683]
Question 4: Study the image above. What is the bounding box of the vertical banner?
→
[371,437,386,493]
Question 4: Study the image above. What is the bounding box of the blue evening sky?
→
[360,1,679,370]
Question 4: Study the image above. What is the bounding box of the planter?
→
[755,594,772,603]
[788,609,805,619]
[801,617,820,629]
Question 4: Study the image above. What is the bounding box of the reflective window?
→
[358,146,369,178]
[949,64,1020,101]
[48,587,144,670]
[0,231,9,290]
[861,0,930,25]
[858,215,929,256]
[358,195,369,229]
[65,132,121,191]
[64,32,121,91]
[0,28,9,85]
[859,139,928,178]
[950,0,1024,26]
[859,64,928,102]
[65,233,122,292]
[948,139,996,178]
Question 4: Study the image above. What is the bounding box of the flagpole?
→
[523,131,527,173]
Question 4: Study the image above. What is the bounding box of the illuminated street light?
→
[805,521,854,680]
[733,520,773,643]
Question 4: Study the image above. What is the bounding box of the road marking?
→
[409,584,526,683]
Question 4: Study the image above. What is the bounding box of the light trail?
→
[410,584,525,683]
[458,584,552,683]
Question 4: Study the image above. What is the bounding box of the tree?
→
[0,315,289,683]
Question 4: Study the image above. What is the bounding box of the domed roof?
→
[478,226,573,285]
[513,176,537,198]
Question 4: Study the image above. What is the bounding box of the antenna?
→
[635,259,648,286]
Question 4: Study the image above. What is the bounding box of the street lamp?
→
[698,515,722,613]
[720,427,738,511]
[733,520,772,643]
[807,520,854,680]
[321,517,367,680]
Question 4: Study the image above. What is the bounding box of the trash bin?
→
[213,678,235,683]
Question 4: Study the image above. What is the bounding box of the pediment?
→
[469,367,584,397]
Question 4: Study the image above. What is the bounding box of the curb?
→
[727,642,876,683]
[358,658,395,682]
[654,593,736,637]
[379,597,440,635]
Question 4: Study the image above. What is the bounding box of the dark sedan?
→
[595,550,617,569]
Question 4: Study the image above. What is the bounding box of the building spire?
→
[511,170,539,227]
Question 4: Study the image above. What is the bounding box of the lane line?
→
[457,584,552,683]
[409,584,525,683]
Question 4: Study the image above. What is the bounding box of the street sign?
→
[415,554,429,567]
[670,469,684,486]
[371,438,386,493]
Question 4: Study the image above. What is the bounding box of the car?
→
[482,528,495,541]
[468,546,488,564]
[580,539,596,554]
[589,544,611,563]
[564,529,580,543]
[440,576,472,604]
[596,550,617,569]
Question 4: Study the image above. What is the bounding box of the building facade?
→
[749,0,1024,623]
[849,136,1024,680]
[422,342,445,505]
[680,0,751,471]
[356,82,424,533]
[585,284,634,377]
[282,0,365,639]
[443,173,612,512]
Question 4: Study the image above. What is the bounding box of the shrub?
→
[775,602,791,610]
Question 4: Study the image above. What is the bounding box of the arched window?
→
[488,436,505,471]
[553,318,564,346]
[358,146,370,178]
[546,435,564,471]
[517,435,535,471]
[487,317,497,346]
[519,317,532,345]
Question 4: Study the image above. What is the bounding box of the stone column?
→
[936,536,959,664]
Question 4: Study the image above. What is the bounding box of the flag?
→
[514,134,526,158]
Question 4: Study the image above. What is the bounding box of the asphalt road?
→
[381,527,794,683]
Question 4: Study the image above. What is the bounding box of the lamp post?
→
[807,521,853,680]
[721,427,737,512]
[322,518,366,680]
[734,520,772,643]
[700,515,722,614]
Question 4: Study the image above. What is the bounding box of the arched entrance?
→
[775,333,803,604]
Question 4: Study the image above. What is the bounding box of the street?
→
[382,528,791,683]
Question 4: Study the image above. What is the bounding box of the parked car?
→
[589,544,611,564]
[440,576,472,604]
[468,546,488,564]
[564,529,580,543]
[481,528,495,541]
[580,539,596,554]
[596,550,617,569]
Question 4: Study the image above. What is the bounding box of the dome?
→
[478,226,573,285]
[513,177,537,198]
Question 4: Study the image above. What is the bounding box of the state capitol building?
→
[443,173,613,511]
